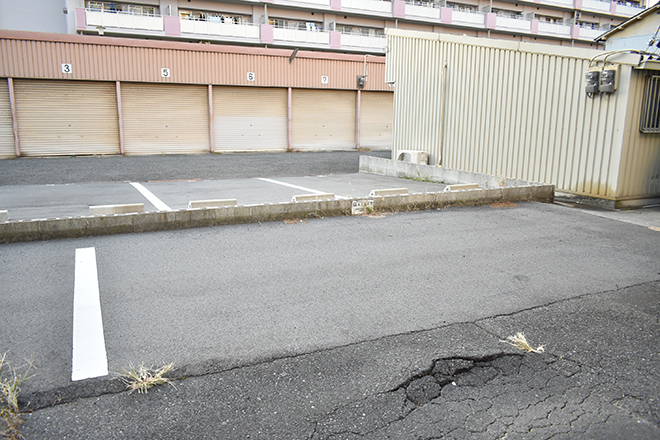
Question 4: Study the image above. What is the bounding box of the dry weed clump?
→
[1,353,34,440]
[116,363,175,394]
[503,332,545,354]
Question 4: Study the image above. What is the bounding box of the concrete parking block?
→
[89,203,145,216]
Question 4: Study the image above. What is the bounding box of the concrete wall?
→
[0,0,69,34]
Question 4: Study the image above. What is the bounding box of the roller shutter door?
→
[13,80,120,156]
[0,80,14,158]
[360,91,393,149]
[121,83,209,155]
[292,89,356,151]
[213,87,287,152]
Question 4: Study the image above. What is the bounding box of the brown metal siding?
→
[0,34,390,91]
[0,79,14,157]
[292,89,356,151]
[120,83,210,155]
[360,91,393,149]
[13,80,120,156]
[213,86,288,152]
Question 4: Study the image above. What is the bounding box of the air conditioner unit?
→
[396,150,429,165]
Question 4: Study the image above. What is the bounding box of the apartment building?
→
[0,0,652,54]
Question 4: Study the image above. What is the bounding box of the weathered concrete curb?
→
[0,158,554,243]
[359,155,541,189]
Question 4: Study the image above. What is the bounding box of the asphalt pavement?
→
[1,151,659,440]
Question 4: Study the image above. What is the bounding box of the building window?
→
[447,3,477,12]
[335,25,384,37]
[269,18,323,31]
[86,2,158,15]
[640,75,660,134]
[179,10,250,24]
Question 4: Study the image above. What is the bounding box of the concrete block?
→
[188,199,237,209]
[90,203,145,215]
[0,210,7,223]
[369,188,409,197]
[444,183,480,192]
[292,193,335,202]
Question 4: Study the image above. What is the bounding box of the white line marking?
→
[129,182,172,211]
[256,178,347,199]
[72,247,108,381]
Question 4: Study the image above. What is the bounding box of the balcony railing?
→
[180,18,260,39]
[405,2,441,20]
[616,3,645,16]
[538,21,572,36]
[495,14,531,32]
[85,8,163,31]
[342,0,392,13]
[275,0,331,6]
[452,9,485,27]
[581,0,612,13]
[273,26,331,44]
[579,24,609,39]
[541,0,574,7]
[340,33,387,50]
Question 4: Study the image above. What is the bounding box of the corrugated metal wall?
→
[213,86,288,152]
[0,33,389,91]
[360,91,394,149]
[386,30,655,200]
[14,79,120,156]
[618,69,660,199]
[292,90,357,150]
[121,83,210,155]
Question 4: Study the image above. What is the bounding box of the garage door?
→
[292,89,356,151]
[0,80,14,158]
[213,86,287,152]
[13,80,120,156]
[121,83,209,155]
[360,91,393,149]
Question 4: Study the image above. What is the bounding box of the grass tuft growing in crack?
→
[116,363,175,394]
[1,353,35,440]
[503,333,545,354]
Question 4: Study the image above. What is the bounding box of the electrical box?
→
[599,64,620,93]
[585,68,600,94]
[357,75,365,89]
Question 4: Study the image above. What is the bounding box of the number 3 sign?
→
[62,63,72,74]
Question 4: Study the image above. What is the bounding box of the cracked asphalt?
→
[18,281,660,439]
[2,152,659,439]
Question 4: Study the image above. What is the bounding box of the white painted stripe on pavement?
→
[129,182,172,211]
[256,178,347,199]
[72,247,108,381]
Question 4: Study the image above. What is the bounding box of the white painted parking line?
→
[256,178,347,199]
[129,182,173,211]
[72,247,108,381]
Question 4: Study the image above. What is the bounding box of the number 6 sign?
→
[247,72,255,82]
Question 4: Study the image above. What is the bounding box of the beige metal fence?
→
[386,29,660,203]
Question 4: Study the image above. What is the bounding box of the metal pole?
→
[7,78,20,157]
[115,81,125,155]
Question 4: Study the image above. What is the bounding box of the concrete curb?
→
[0,158,554,243]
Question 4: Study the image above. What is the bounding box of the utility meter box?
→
[599,64,620,93]
[585,67,600,94]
